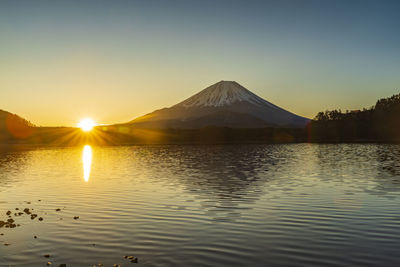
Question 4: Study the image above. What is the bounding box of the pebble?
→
[23,208,31,215]
[0,219,17,228]
[124,255,138,263]
[0,204,133,267]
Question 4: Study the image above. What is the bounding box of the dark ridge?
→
[308,92,400,142]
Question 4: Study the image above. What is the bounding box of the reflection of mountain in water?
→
[137,145,296,221]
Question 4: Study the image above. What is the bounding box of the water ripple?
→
[0,144,400,266]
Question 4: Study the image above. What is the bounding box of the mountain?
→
[128,81,309,128]
[0,109,35,140]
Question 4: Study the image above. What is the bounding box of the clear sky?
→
[1,0,399,126]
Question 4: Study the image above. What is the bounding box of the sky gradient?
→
[1,0,399,126]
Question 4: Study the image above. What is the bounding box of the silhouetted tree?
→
[309,93,400,142]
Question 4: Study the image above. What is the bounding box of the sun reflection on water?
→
[82,145,92,182]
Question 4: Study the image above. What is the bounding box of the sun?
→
[77,118,96,132]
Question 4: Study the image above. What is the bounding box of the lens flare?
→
[78,118,96,132]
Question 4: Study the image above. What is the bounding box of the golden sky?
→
[1,1,399,126]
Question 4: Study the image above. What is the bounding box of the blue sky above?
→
[1,0,399,126]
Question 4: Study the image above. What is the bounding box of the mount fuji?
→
[128,81,310,128]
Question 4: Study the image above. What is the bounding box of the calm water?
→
[1,144,400,266]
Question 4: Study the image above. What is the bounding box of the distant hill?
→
[3,89,400,145]
[0,109,35,141]
[127,81,310,129]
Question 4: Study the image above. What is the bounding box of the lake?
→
[1,144,400,266]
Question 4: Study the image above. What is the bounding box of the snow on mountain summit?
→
[129,80,310,128]
[175,81,277,108]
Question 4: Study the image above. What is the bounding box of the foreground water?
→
[0,144,400,266]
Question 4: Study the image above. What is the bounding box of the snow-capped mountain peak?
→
[129,80,310,128]
[175,81,277,108]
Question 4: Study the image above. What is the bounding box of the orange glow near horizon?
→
[77,118,96,132]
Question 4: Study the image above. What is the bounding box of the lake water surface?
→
[1,144,400,266]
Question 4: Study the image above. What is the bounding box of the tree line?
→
[308,93,400,142]
[3,93,400,145]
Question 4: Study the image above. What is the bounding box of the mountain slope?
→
[176,80,276,108]
[129,81,310,128]
[0,109,35,140]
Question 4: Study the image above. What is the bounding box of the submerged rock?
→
[23,208,31,215]
[0,219,17,228]
[124,255,138,263]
